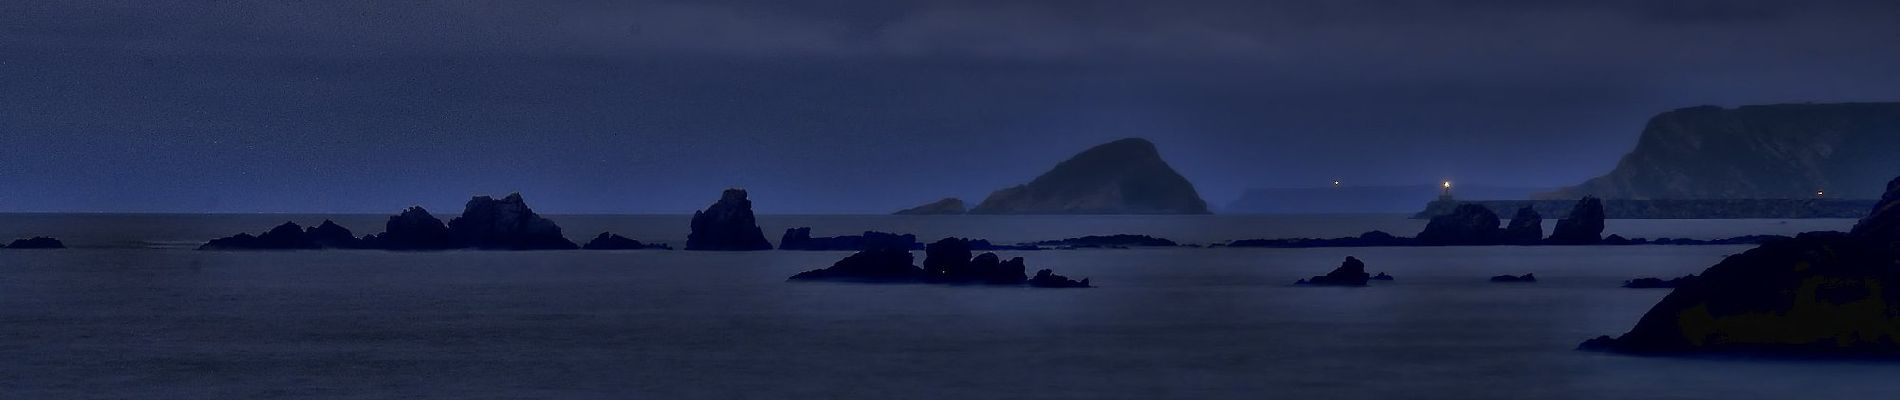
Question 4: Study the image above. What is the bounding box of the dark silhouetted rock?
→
[1225,231,1413,248]
[362,207,460,250]
[1581,176,1900,357]
[921,237,1028,284]
[1371,272,1394,281]
[5,237,65,249]
[1028,269,1091,288]
[1852,176,1900,244]
[779,228,921,251]
[1489,273,1536,283]
[787,246,922,282]
[1032,234,1178,248]
[1416,204,1502,245]
[1296,256,1371,286]
[447,193,577,250]
[1623,275,1698,289]
[686,189,773,251]
[200,221,359,250]
[1502,207,1544,245]
[582,233,669,250]
[1548,197,1606,245]
[970,138,1210,215]
[895,198,967,215]
[305,220,361,249]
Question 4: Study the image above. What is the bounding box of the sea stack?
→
[1296,256,1372,286]
[686,189,774,251]
[894,198,967,215]
[447,193,578,250]
[1502,206,1544,245]
[1547,197,1606,244]
[1579,176,1900,357]
[970,138,1211,215]
[1415,204,1502,245]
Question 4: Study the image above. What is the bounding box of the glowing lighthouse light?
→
[1441,180,1453,196]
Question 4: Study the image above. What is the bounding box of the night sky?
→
[4,1,1898,213]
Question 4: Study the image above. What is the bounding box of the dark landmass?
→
[1227,184,1553,214]
[581,233,670,250]
[1542,103,1900,200]
[1413,197,1874,219]
[200,220,361,250]
[686,189,774,251]
[1623,275,1698,289]
[5,237,66,249]
[1224,198,1792,248]
[1490,273,1536,283]
[787,237,1088,287]
[1296,256,1371,286]
[1031,234,1178,248]
[779,228,923,251]
[447,193,578,250]
[894,198,967,215]
[970,138,1211,215]
[1580,176,1900,357]
[361,206,460,250]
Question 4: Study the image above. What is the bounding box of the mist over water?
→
[0,214,1886,398]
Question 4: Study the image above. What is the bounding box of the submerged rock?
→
[1622,275,1698,289]
[362,207,460,250]
[1032,234,1178,248]
[5,237,66,249]
[447,193,578,250]
[1489,273,1537,283]
[581,233,670,250]
[1297,256,1372,286]
[1416,204,1503,245]
[1502,207,1544,245]
[894,198,967,215]
[779,228,921,251]
[1547,197,1607,245]
[686,189,774,251]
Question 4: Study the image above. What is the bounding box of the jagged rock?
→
[1503,207,1544,245]
[1623,275,1698,289]
[920,237,1027,284]
[686,189,773,251]
[970,138,1210,215]
[1416,204,1502,245]
[447,193,577,250]
[305,220,361,248]
[1371,272,1394,281]
[1542,103,1900,200]
[1028,269,1091,288]
[1296,256,1372,286]
[1548,197,1606,244]
[199,221,358,250]
[362,207,459,250]
[5,237,65,249]
[778,228,921,251]
[894,198,967,215]
[787,246,922,282]
[1490,273,1536,283]
[1032,234,1178,248]
[1581,176,1900,357]
[581,233,669,250]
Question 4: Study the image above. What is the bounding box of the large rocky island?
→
[967,138,1211,215]
[1580,176,1900,357]
[1542,102,1900,200]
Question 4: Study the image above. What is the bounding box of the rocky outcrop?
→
[1543,103,1900,200]
[199,220,362,250]
[1415,204,1502,245]
[686,189,774,251]
[581,233,670,250]
[894,198,967,215]
[445,193,577,250]
[1032,234,1178,248]
[1028,269,1091,288]
[1547,197,1606,245]
[1623,275,1698,289]
[5,237,65,249]
[1580,176,1900,357]
[1502,207,1544,245]
[970,138,1210,215]
[1489,273,1536,283]
[921,238,1029,284]
[786,246,922,282]
[1296,256,1372,286]
[778,228,921,251]
[787,237,1087,287]
[361,207,459,250]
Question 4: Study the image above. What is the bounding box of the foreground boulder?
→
[1416,204,1502,245]
[1296,256,1371,286]
[1580,177,1900,357]
[779,228,921,251]
[200,221,361,250]
[1502,207,1544,245]
[447,193,578,250]
[1547,197,1606,244]
[581,233,670,250]
[686,189,774,251]
[5,237,66,249]
[361,207,460,250]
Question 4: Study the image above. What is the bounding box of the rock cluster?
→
[787,237,1089,287]
[686,189,774,251]
[202,194,578,251]
[200,221,362,250]
[446,193,578,250]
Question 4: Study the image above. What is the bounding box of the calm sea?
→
[1,214,1890,399]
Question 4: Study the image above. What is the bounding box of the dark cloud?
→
[1,0,1897,212]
